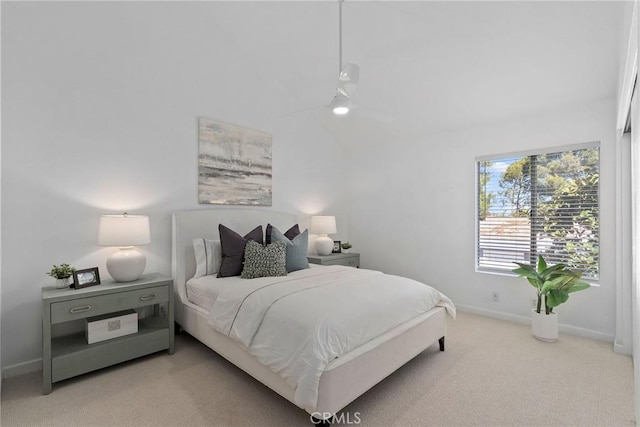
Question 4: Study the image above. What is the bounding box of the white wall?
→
[347,98,618,340]
[0,0,626,374]
[1,2,349,373]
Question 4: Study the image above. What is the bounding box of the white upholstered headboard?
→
[171,209,299,323]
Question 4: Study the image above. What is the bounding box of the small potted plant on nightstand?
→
[341,242,353,253]
[513,255,590,342]
[47,263,76,289]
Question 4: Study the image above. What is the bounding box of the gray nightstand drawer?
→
[323,257,359,268]
[51,285,169,324]
[307,253,360,268]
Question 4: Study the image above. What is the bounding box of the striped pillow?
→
[193,238,222,279]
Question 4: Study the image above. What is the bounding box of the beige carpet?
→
[1,312,634,427]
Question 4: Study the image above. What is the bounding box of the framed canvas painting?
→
[198,117,272,206]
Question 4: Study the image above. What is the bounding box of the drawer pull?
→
[69,305,92,314]
[140,294,157,301]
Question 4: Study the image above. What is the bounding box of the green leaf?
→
[537,255,547,274]
[550,275,573,290]
[513,262,535,274]
[512,266,531,276]
[540,280,556,294]
[526,277,540,289]
[567,280,590,293]
[513,267,540,282]
[547,289,569,308]
[540,264,565,278]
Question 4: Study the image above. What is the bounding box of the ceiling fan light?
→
[330,93,350,115]
[333,106,349,115]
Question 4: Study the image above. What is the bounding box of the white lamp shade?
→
[97,214,150,247]
[311,216,337,235]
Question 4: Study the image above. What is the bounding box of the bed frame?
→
[171,209,447,421]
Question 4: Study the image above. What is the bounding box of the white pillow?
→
[193,238,222,279]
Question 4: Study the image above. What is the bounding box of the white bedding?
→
[186,264,323,310]
[206,265,455,412]
[186,275,222,310]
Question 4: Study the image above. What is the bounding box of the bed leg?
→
[175,322,182,335]
[439,336,445,351]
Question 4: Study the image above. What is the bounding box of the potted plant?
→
[512,255,590,342]
[47,263,76,289]
[341,242,353,253]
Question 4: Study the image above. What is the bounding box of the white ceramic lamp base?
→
[315,235,334,256]
[106,247,146,282]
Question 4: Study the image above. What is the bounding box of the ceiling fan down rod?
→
[338,0,343,74]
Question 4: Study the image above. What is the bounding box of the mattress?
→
[186,264,322,310]
[186,275,221,310]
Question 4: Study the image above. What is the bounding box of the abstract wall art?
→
[198,117,272,206]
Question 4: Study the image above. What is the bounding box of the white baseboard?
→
[456,304,615,343]
[3,358,41,379]
[614,340,633,356]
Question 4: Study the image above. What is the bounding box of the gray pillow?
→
[270,226,309,272]
[265,223,300,245]
[241,240,287,279]
[218,224,264,278]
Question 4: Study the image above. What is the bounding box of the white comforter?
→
[207,265,455,412]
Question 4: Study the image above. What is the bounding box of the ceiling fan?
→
[279,0,394,126]
[329,0,359,115]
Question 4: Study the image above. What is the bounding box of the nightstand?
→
[307,252,360,268]
[41,273,174,394]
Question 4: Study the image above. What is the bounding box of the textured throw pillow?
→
[218,224,264,278]
[265,223,300,245]
[270,226,309,272]
[193,238,222,279]
[241,240,287,279]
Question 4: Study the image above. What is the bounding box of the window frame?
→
[474,141,601,282]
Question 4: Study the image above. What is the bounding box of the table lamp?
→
[311,215,337,256]
[97,213,150,282]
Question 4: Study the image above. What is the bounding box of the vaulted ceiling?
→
[342,1,623,134]
[260,1,624,140]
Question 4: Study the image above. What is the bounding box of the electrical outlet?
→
[491,292,499,302]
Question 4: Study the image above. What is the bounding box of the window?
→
[476,143,600,280]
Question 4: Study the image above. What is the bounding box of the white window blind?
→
[476,144,600,280]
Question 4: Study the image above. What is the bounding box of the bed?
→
[171,209,455,422]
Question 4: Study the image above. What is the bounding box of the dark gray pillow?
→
[241,240,287,279]
[265,223,300,245]
[218,224,264,278]
[270,226,309,272]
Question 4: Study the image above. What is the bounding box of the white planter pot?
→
[342,249,350,253]
[56,277,71,289]
[531,309,558,342]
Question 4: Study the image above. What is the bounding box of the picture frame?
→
[332,240,342,253]
[73,267,101,289]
